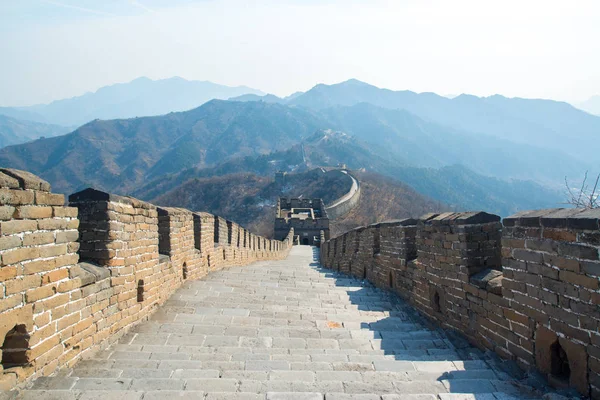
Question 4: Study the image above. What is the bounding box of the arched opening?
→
[348,262,352,274]
[223,249,226,260]
[234,250,236,259]
[551,341,571,382]
[137,280,144,302]
[207,255,211,268]
[182,262,188,280]
[388,271,394,288]
[363,267,367,280]
[302,238,309,245]
[433,291,441,313]
[2,325,30,368]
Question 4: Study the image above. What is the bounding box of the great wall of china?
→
[0,169,293,390]
[0,167,599,399]
[324,170,361,220]
[320,210,600,398]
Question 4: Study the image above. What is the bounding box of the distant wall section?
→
[324,170,360,220]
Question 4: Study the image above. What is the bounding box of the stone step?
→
[26,377,517,394]
[129,324,433,335]
[65,367,498,381]
[75,356,490,371]
[1,391,537,400]
[98,349,467,361]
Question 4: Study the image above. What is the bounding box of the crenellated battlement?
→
[0,169,293,389]
[321,209,600,398]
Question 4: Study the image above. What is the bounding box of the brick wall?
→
[0,170,293,389]
[321,209,600,399]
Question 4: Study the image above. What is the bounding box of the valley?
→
[0,78,594,237]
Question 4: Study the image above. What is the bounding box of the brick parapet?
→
[321,209,600,399]
[0,172,293,390]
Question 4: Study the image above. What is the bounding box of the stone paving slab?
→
[2,246,566,399]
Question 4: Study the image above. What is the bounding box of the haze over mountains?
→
[0,76,264,127]
[0,77,597,221]
[0,114,70,148]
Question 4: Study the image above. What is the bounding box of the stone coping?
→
[0,168,51,192]
[504,207,600,230]
[71,262,111,287]
[422,211,501,225]
[369,218,419,228]
[69,188,155,210]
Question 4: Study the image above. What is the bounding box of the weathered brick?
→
[15,205,53,219]
[42,268,69,284]
[559,270,599,290]
[38,244,68,258]
[543,229,577,242]
[35,192,65,206]
[0,265,17,281]
[5,274,41,295]
[23,258,57,275]
[558,242,599,261]
[0,235,22,251]
[0,188,34,206]
[512,249,544,263]
[0,219,37,235]
[2,247,40,265]
[53,207,78,218]
[23,231,55,246]
[55,230,79,244]
[37,218,68,230]
[0,205,16,220]
[25,285,56,302]
[582,260,600,277]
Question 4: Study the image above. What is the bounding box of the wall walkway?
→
[3,246,567,399]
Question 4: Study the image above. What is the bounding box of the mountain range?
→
[0,77,595,221]
[234,79,600,163]
[0,76,264,127]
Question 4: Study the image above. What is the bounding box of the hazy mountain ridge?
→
[318,102,589,186]
[0,77,264,127]
[0,114,71,148]
[0,100,327,195]
[236,79,600,162]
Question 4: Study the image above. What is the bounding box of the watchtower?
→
[274,198,330,246]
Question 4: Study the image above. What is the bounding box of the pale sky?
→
[1,0,599,106]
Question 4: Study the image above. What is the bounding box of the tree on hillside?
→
[565,171,599,209]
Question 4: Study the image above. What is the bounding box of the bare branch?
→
[591,173,599,208]
[564,171,600,209]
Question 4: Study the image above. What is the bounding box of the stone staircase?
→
[3,246,560,399]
